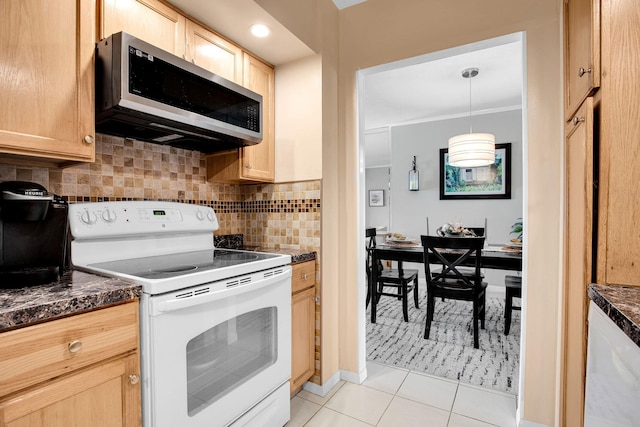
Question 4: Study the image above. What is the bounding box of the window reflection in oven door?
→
[140,267,292,427]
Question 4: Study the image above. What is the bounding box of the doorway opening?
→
[357,32,527,398]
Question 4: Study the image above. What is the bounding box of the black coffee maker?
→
[0,181,69,288]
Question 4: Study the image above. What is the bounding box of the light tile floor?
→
[288,361,517,427]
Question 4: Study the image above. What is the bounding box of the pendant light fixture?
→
[448,67,495,168]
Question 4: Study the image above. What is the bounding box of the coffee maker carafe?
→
[0,181,69,288]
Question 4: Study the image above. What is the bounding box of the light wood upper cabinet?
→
[100,0,186,57]
[0,0,96,166]
[240,53,275,182]
[290,261,316,393]
[564,0,600,120]
[185,20,243,84]
[562,97,595,427]
[206,53,275,183]
[0,302,141,427]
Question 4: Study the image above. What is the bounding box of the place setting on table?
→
[379,219,523,255]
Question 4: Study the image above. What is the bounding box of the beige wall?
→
[274,54,323,183]
[336,2,563,425]
[260,0,563,425]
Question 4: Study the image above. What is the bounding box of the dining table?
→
[369,241,522,323]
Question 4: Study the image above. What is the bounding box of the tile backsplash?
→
[0,133,322,385]
[0,134,321,249]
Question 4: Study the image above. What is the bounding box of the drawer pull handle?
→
[68,340,83,353]
[303,274,308,280]
[129,374,140,385]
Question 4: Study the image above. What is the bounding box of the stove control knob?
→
[195,210,205,221]
[80,209,97,225]
[102,209,117,223]
[207,211,215,222]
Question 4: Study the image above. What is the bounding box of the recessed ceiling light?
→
[250,24,271,38]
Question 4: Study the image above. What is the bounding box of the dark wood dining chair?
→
[365,228,379,308]
[421,235,487,348]
[366,228,419,321]
[504,275,522,334]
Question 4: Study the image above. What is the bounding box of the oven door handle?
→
[152,268,292,314]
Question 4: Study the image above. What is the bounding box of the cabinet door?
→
[598,0,640,286]
[0,353,141,427]
[186,20,243,84]
[0,0,95,164]
[101,0,186,57]
[292,261,316,294]
[241,54,275,182]
[564,0,600,120]
[562,97,595,427]
[291,286,316,392]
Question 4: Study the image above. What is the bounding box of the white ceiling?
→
[363,41,523,131]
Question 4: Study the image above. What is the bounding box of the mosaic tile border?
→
[64,196,320,215]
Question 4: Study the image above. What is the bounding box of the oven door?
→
[141,266,291,427]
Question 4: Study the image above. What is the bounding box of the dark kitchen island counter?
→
[0,270,141,332]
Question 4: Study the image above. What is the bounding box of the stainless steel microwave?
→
[95,32,262,153]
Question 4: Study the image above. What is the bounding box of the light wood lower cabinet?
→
[0,302,141,427]
[290,261,316,392]
[561,97,595,427]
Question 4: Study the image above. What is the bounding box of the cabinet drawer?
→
[291,261,315,294]
[0,301,139,397]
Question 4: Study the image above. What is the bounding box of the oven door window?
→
[186,307,278,416]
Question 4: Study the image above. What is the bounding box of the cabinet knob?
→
[129,374,140,385]
[572,116,586,126]
[83,135,95,144]
[246,164,252,169]
[578,67,592,77]
[303,273,308,280]
[68,340,83,353]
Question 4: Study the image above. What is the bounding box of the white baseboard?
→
[302,371,341,397]
[340,367,367,384]
[300,367,368,397]
[518,419,551,427]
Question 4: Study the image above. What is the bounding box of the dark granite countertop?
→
[214,234,317,264]
[588,283,640,348]
[242,246,317,264]
[0,270,141,332]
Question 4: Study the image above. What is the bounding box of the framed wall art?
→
[439,143,511,200]
[368,189,384,206]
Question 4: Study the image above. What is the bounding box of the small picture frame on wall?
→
[369,190,384,207]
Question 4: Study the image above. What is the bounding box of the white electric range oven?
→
[68,201,292,427]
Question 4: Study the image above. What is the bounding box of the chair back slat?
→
[420,235,485,291]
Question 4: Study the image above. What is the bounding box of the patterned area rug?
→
[367,285,520,394]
